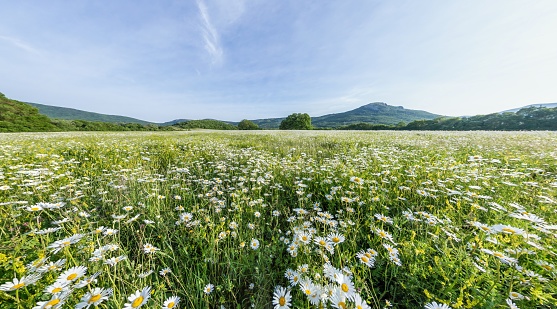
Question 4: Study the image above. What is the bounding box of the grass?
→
[0,131,556,308]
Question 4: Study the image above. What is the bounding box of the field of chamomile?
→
[0,131,556,309]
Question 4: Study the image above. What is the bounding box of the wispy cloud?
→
[0,35,41,55]
[196,0,223,65]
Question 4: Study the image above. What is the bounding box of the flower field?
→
[0,131,556,308]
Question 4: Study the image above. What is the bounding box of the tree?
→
[279,113,312,130]
[238,119,259,130]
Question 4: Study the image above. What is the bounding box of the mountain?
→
[502,103,557,113]
[27,102,151,124]
[0,92,59,132]
[249,102,441,129]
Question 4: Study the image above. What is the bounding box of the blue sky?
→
[1,0,556,122]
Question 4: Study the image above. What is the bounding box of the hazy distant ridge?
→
[27,102,151,124]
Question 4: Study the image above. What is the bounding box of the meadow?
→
[0,130,556,309]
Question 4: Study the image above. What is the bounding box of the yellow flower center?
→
[332,237,340,243]
[502,228,516,234]
[67,273,77,280]
[304,289,311,295]
[45,299,60,307]
[379,231,387,238]
[279,296,286,306]
[361,256,369,263]
[12,283,25,290]
[493,252,504,258]
[542,265,552,271]
[341,283,349,293]
[319,240,326,246]
[52,287,63,293]
[301,236,308,241]
[338,301,346,309]
[89,294,102,303]
[357,306,363,309]
[32,206,40,211]
[166,301,175,308]
[132,296,144,308]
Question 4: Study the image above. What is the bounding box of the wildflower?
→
[124,286,151,309]
[491,224,526,236]
[162,295,181,308]
[374,228,395,244]
[138,270,153,278]
[424,301,452,309]
[56,266,87,284]
[47,233,84,253]
[74,272,101,288]
[203,283,214,294]
[374,214,393,225]
[328,232,345,245]
[143,243,160,254]
[250,238,260,250]
[272,286,291,309]
[509,291,527,300]
[104,255,127,267]
[75,287,113,309]
[44,280,71,295]
[336,274,356,300]
[330,288,348,309]
[356,251,375,267]
[160,268,172,276]
[32,291,69,309]
[298,231,312,244]
[353,293,371,309]
[506,298,519,309]
[0,274,41,291]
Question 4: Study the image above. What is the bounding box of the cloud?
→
[196,0,223,65]
[0,35,41,55]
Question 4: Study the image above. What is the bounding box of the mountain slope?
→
[249,102,441,129]
[502,103,557,113]
[0,93,59,132]
[312,102,440,128]
[27,102,151,124]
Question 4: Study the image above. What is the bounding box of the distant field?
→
[0,131,556,308]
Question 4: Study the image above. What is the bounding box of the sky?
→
[1,0,556,122]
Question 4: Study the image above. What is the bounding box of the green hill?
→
[0,92,60,132]
[27,102,151,124]
[250,102,441,129]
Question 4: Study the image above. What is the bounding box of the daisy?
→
[250,238,260,250]
[56,265,87,284]
[138,270,153,278]
[160,268,172,276]
[162,295,181,308]
[37,258,66,273]
[336,274,356,300]
[353,293,371,309]
[356,251,375,267]
[143,243,160,254]
[506,298,519,309]
[203,283,214,294]
[75,287,113,309]
[299,279,317,298]
[329,288,348,309]
[74,272,101,288]
[32,291,69,309]
[272,286,292,309]
[374,228,395,244]
[0,274,41,291]
[424,301,452,309]
[124,286,151,309]
[328,232,345,245]
[44,281,70,295]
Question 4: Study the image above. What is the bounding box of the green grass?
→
[0,131,556,308]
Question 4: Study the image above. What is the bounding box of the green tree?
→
[238,119,259,130]
[279,113,312,130]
